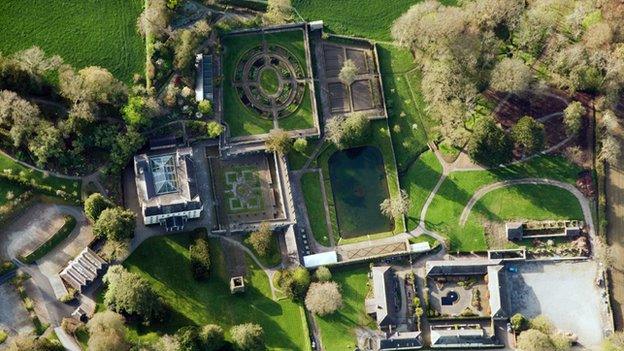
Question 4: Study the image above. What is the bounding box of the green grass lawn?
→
[315,265,373,350]
[244,234,282,267]
[378,44,433,171]
[287,137,320,171]
[300,172,331,246]
[222,29,314,136]
[121,234,309,349]
[424,156,583,252]
[0,0,145,83]
[0,153,81,201]
[401,151,443,230]
[260,68,280,95]
[293,0,458,41]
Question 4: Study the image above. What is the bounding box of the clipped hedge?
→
[222,0,267,11]
[0,172,80,204]
[21,215,77,264]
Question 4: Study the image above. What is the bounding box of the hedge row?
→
[0,172,80,204]
[21,215,77,264]
[222,0,267,11]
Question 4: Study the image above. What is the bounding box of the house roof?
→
[134,147,202,217]
[365,265,395,327]
[430,326,498,347]
[195,54,213,101]
[380,331,423,350]
[487,265,507,319]
[303,251,338,268]
[425,259,493,276]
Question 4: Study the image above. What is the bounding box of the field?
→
[315,265,373,351]
[0,0,145,83]
[121,234,309,349]
[222,29,315,136]
[300,172,331,246]
[378,43,433,171]
[0,153,81,201]
[293,0,458,41]
[424,156,583,251]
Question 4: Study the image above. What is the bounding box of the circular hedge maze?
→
[233,44,307,120]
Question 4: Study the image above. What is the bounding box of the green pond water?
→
[328,146,392,238]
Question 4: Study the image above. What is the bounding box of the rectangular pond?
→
[328,146,393,238]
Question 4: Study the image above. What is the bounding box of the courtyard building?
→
[134,146,203,231]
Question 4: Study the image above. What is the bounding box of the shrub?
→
[189,238,211,280]
[314,266,332,282]
[206,121,224,138]
[291,266,311,300]
[198,100,213,115]
[511,116,545,155]
[293,138,308,153]
[175,326,203,351]
[563,101,585,136]
[516,329,553,351]
[200,324,225,351]
[511,313,528,332]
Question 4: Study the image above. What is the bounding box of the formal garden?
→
[222,28,317,136]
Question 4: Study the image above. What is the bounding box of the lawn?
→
[287,137,320,171]
[222,29,314,136]
[377,43,433,171]
[300,172,331,246]
[293,0,459,41]
[0,153,81,201]
[401,151,443,230]
[0,0,145,83]
[424,156,583,251]
[121,234,309,349]
[315,265,373,350]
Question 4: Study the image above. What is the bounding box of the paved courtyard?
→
[0,284,34,340]
[506,261,609,348]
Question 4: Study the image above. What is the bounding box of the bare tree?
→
[265,128,291,154]
[339,59,358,86]
[305,281,343,316]
[379,190,411,219]
[264,0,293,25]
[13,46,63,84]
[490,58,534,94]
[0,90,42,147]
[137,0,170,38]
[600,135,621,164]
[563,101,585,136]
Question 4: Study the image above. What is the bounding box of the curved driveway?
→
[458,178,594,238]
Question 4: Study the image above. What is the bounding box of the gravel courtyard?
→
[506,261,610,348]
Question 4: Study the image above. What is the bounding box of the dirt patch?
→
[0,203,65,259]
[486,89,569,126]
[606,164,624,329]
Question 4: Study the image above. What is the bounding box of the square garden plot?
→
[210,153,286,228]
[221,27,319,138]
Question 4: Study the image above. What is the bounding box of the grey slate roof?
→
[365,266,395,327]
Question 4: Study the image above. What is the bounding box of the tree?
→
[512,116,545,155]
[0,90,42,147]
[379,189,411,219]
[13,46,63,87]
[206,121,224,138]
[516,329,553,351]
[339,59,358,86]
[265,128,291,154]
[103,265,165,324]
[59,66,126,107]
[86,311,129,351]
[84,193,114,223]
[550,333,571,351]
[264,0,293,25]
[291,266,311,299]
[154,335,181,351]
[467,117,513,166]
[175,326,203,351]
[198,100,213,115]
[563,101,585,136]
[326,113,370,149]
[28,122,64,167]
[230,323,264,351]
[174,29,199,73]
[108,128,145,175]
[189,238,211,280]
[305,281,343,316]
[248,222,273,257]
[137,0,170,38]
[603,331,624,351]
[490,58,534,94]
[293,138,308,153]
[93,207,136,241]
[600,135,621,164]
[510,313,528,332]
[314,266,332,282]
[122,95,161,129]
[200,324,225,351]
[530,315,554,335]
